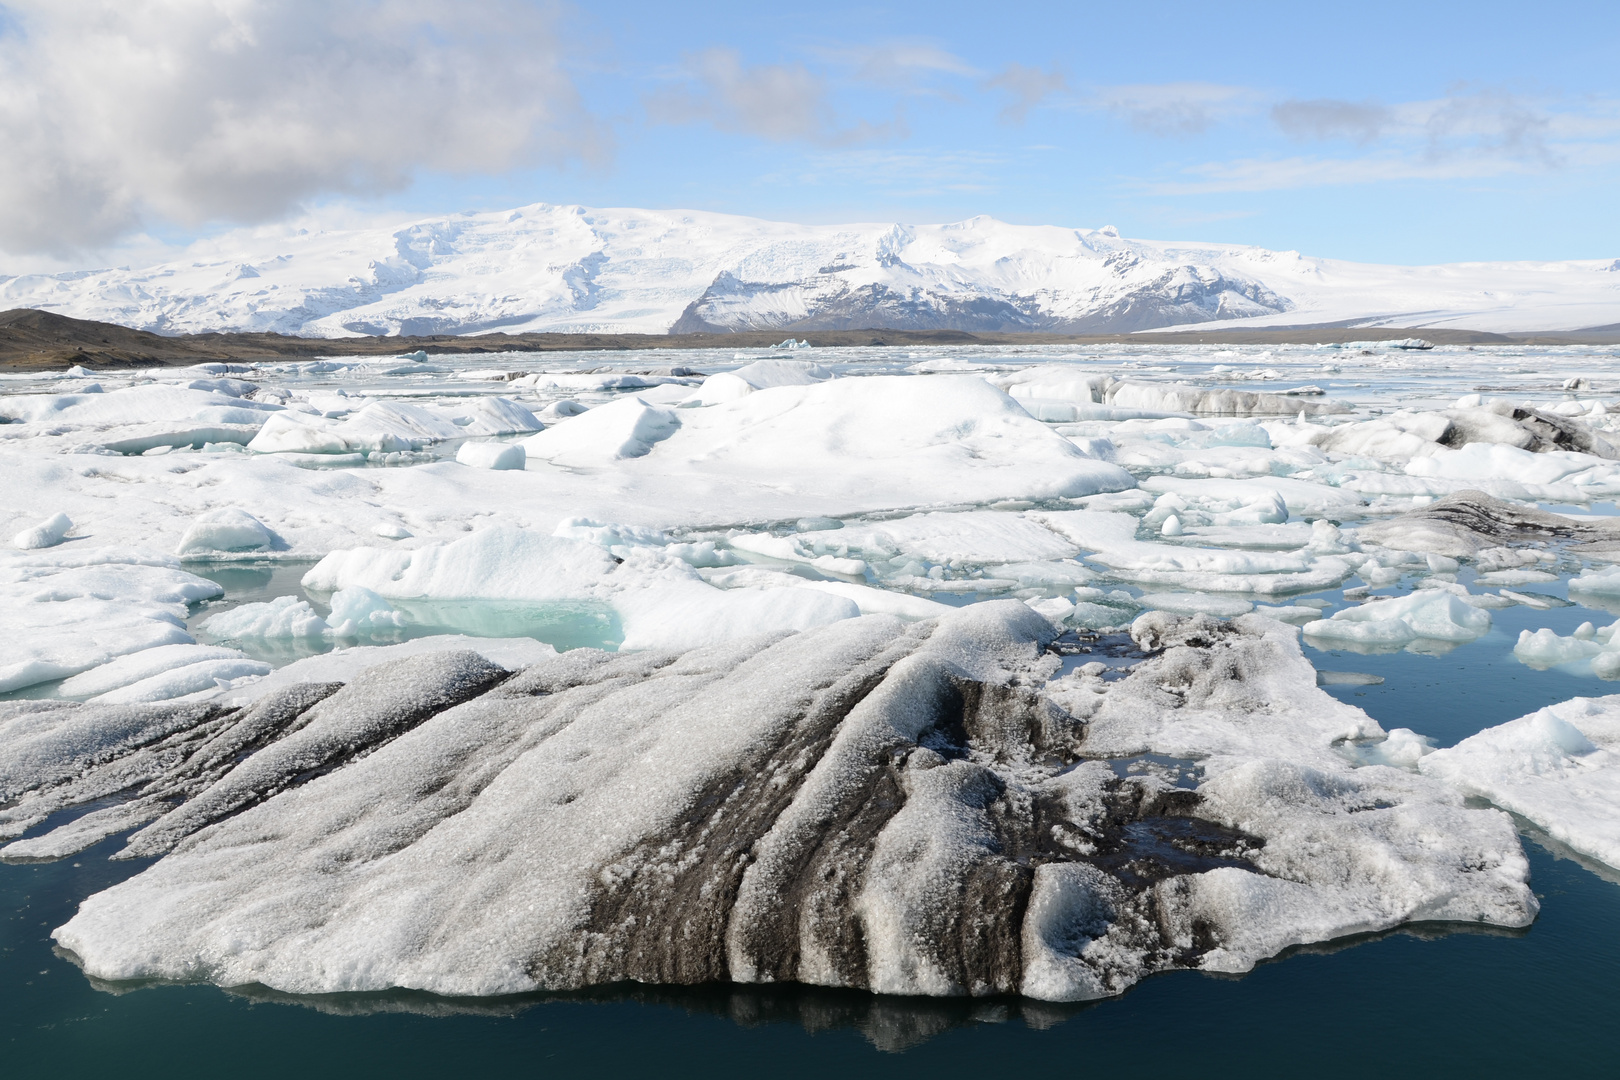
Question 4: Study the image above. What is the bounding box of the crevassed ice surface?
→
[4,338,1620,1015]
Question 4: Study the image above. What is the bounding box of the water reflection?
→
[70,916,1523,1055]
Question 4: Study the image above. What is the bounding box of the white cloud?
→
[0,0,601,255]
[1415,89,1555,164]
[1273,99,1392,143]
[646,47,903,147]
[1272,89,1581,164]
[1155,90,1620,195]
[983,63,1065,125]
[837,42,980,87]
[1092,83,1257,136]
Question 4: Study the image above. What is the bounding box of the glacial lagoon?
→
[4,341,1620,1075]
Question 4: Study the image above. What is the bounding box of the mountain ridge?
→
[1,203,1616,339]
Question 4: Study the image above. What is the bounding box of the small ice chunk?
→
[202,595,329,639]
[455,441,526,471]
[553,517,670,553]
[1473,569,1559,586]
[536,400,588,421]
[13,512,72,550]
[175,509,277,555]
[1160,514,1183,537]
[1025,596,1077,623]
[375,522,413,540]
[1513,628,1605,667]
[1254,604,1325,623]
[1340,727,1435,768]
[1303,590,1492,647]
[1570,565,1620,597]
[1316,670,1385,686]
[326,587,407,636]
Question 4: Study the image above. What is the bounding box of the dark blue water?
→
[4,585,1619,1077]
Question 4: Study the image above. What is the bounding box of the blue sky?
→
[1,0,1616,267]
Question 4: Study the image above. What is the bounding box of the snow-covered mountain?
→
[2,203,1617,337]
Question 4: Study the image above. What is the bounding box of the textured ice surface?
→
[303,527,861,651]
[8,606,1531,1003]
[1034,510,1353,595]
[246,398,541,457]
[1421,697,1620,870]
[522,396,678,464]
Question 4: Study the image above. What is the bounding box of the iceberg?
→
[1303,588,1492,648]
[0,605,1526,1003]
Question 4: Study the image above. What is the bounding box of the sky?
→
[0,0,1616,272]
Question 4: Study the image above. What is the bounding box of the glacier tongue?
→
[32,604,1533,1002]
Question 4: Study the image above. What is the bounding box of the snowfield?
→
[1,203,1615,337]
[3,338,1620,1005]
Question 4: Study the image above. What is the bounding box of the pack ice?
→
[5,341,1620,1006]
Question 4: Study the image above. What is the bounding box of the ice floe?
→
[1303,587,1492,649]
[0,546,225,692]
[1421,696,1620,869]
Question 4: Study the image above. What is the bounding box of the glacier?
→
[1,203,1615,337]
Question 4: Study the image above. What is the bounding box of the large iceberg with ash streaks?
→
[3,606,1532,1003]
